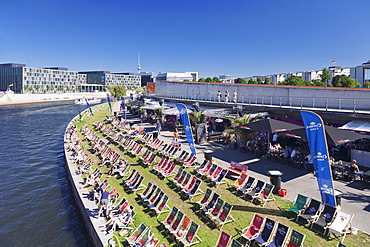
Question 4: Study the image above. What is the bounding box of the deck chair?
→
[209,166,223,181]
[253,218,277,246]
[194,159,209,174]
[132,227,153,247]
[296,198,322,225]
[254,183,275,207]
[206,197,224,218]
[148,191,165,210]
[205,164,218,179]
[287,194,309,218]
[286,229,306,247]
[172,215,191,238]
[241,213,265,242]
[178,221,202,247]
[153,195,171,218]
[229,172,248,190]
[265,223,290,247]
[197,161,213,177]
[179,172,192,189]
[213,168,228,188]
[311,203,338,235]
[245,180,266,201]
[141,184,158,202]
[138,182,153,198]
[174,169,187,186]
[162,162,177,178]
[184,178,204,201]
[327,211,354,243]
[214,231,231,247]
[161,206,179,230]
[172,167,185,184]
[201,192,220,214]
[126,222,148,246]
[236,176,255,196]
[167,211,184,233]
[196,188,212,209]
[145,234,159,247]
[146,188,163,206]
[212,202,235,230]
[229,238,243,247]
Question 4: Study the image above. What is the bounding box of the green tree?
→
[321,68,331,87]
[235,78,247,84]
[312,79,324,87]
[264,77,270,84]
[183,79,190,82]
[279,75,309,86]
[248,79,257,84]
[136,86,146,92]
[109,85,127,99]
[212,77,221,83]
[256,78,262,84]
[190,111,206,124]
[332,75,361,88]
[363,81,370,88]
[205,77,212,82]
[198,78,205,82]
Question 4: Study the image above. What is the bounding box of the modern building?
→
[156,71,198,82]
[350,60,370,86]
[79,71,141,89]
[218,74,235,83]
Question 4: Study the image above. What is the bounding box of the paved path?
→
[125,111,370,234]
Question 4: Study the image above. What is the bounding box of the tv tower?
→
[137,53,141,74]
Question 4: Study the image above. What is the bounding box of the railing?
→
[156,93,370,113]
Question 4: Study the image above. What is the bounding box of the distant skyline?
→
[1,0,370,78]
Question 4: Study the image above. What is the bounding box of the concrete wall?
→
[155,81,370,111]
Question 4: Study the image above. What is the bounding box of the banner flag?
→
[120,96,126,119]
[300,110,336,207]
[85,98,94,116]
[107,94,112,113]
[176,103,197,155]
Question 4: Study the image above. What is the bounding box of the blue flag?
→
[120,96,126,119]
[107,94,112,112]
[85,98,94,116]
[176,104,196,155]
[300,110,336,207]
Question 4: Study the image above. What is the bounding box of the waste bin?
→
[204,150,213,161]
[334,190,343,207]
[268,170,283,194]
[152,131,159,139]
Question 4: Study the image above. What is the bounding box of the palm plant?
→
[225,114,261,145]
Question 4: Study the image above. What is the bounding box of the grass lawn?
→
[71,103,370,247]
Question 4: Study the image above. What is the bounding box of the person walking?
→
[155,119,162,134]
[217,91,221,102]
[225,90,229,103]
[233,90,237,103]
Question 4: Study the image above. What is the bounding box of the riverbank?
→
[0,92,107,105]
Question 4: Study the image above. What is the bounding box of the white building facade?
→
[156,71,198,82]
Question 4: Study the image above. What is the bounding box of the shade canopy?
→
[283,125,368,146]
[162,107,192,116]
[239,118,301,133]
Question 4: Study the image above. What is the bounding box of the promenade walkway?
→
[127,113,370,234]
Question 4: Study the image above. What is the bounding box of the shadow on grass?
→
[232,204,284,217]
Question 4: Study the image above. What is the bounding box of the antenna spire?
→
[137,53,141,74]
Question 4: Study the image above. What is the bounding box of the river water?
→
[0,101,93,246]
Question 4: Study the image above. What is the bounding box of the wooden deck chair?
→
[162,162,177,178]
[244,180,266,201]
[172,167,185,184]
[183,176,197,194]
[134,227,153,247]
[327,211,354,243]
[153,158,168,174]
[253,218,277,246]
[287,194,309,218]
[296,198,322,225]
[194,159,209,174]
[138,182,153,198]
[213,168,228,188]
[153,195,171,218]
[209,166,223,181]
[254,183,275,207]
[175,170,188,187]
[175,150,187,162]
[125,222,147,246]
[186,178,203,201]
[214,231,231,247]
[148,191,165,210]
[286,229,306,247]
[160,206,179,229]
[265,223,290,247]
[158,160,172,176]
[183,156,198,168]
[196,188,213,209]
[129,175,145,191]
[241,213,265,242]
[146,187,162,206]
[310,203,338,235]
[179,221,202,247]
[180,172,192,189]
[201,192,220,213]
[141,184,158,202]
[205,197,224,218]
[167,210,184,233]
[197,161,213,177]
[212,202,235,230]
[229,238,243,247]
[205,164,218,179]
[236,176,255,196]
[125,173,140,188]
[172,215,191,238]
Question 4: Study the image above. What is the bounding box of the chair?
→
[184,178,204,201]
[214,231,231,247]
[196,188,212,209]
[287,194,309,218]
[236,176,255,196]
[148,191,165,210]
[126,222,148,246]
[146,188,162,206]
[153,195,171,218]
[296,198,322,225]
[327,211,354,243]
[205,198,224,218]
[133,227,153,247]
[179,172,192,190]
[194,160,209,174]
[253,218,277,246]
[209,166,223,181]
[285,229,306,247]
[241,213,265,242]
[166,211,184,233]
[161,206,179,230]
[244,180,266,201]
[212,202,235,230]
[265,223,290,247]
[212,169,228,188]
[228,238,243,247]
[201,192,220,214]
[138,182,153,199]
[172,167,185,184]
[197,161,213,177]
[310,203,338,235]
[172,216,191,239]
[141,184,158,202]
[228,172,248,190]
[178,221,202,247]
[253,183,275,207]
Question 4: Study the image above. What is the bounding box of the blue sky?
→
[1,0,369,78]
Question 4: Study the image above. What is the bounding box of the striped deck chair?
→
[145,153,157,166]
[167,211,184,233]
[214,231,231,247]
[123,169,137,183]
[179,221,202,246]
[153,194,171,218]
[157,159,171,176]
[175,150,187,162]
[172,167,184,184]
[253,218,277,246]
[254,183,275,207]
[141,184,158,202]
[265,223,290,247]
[145,187,162,205]
[286,229,306,247]
[171,215,191,235]
[183,156,197,168]
[241,213,265,242]
[140,149,151,162]
[175,170,188,187]
[201,191,220,214]
[153,158,167,173]
[109,201,129,219]
[212,202,235,230]
[162,162,177,178]
[145,234,160,247]
[185,178,203,201]
[212,168,228,188]
[193,159,208,174]
[161,206,179,229]
[205,164,218,179]
[125,222,148,246]
[244,180,266,201]
[327,211,353,243]
[205,197,224,218]
[138,182,153,198]
[208,166,223,181]
[129,176,145,191]
[148,191,165,210]
[134,227,153,247]
[125,172,140,188]
[236,176,255,196]
[179,172,192,189]
[287,194,309,218]
[196,188,213,209]
[197,161,213,177]
[182,176,197,194]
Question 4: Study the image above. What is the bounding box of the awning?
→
[339,120,370,133]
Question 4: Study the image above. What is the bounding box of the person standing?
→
[217,91,221,102]
[155,119,162,134]
[233,90,237,103]
[225,90,229,103]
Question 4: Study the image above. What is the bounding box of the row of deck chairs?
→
[147,138,165,151]
[152,158,178,178]
[111,119,131,131]
[175,151,196,166]
[194,160,229,188]
[241,213,306,247]
[171,167,204,201]
[196,188,236,230]
[138,182,171,218]
[138,133,153,144]
[100,145,121,167]
[139,149,157,167]
[160,206,202,246]
[157,143,181,159]
[125,222,160,247]
[121,137,144,157]
[232,174,275,207]
[214,231,244,247]
[289,194,354,242]
[123,170,146,192]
